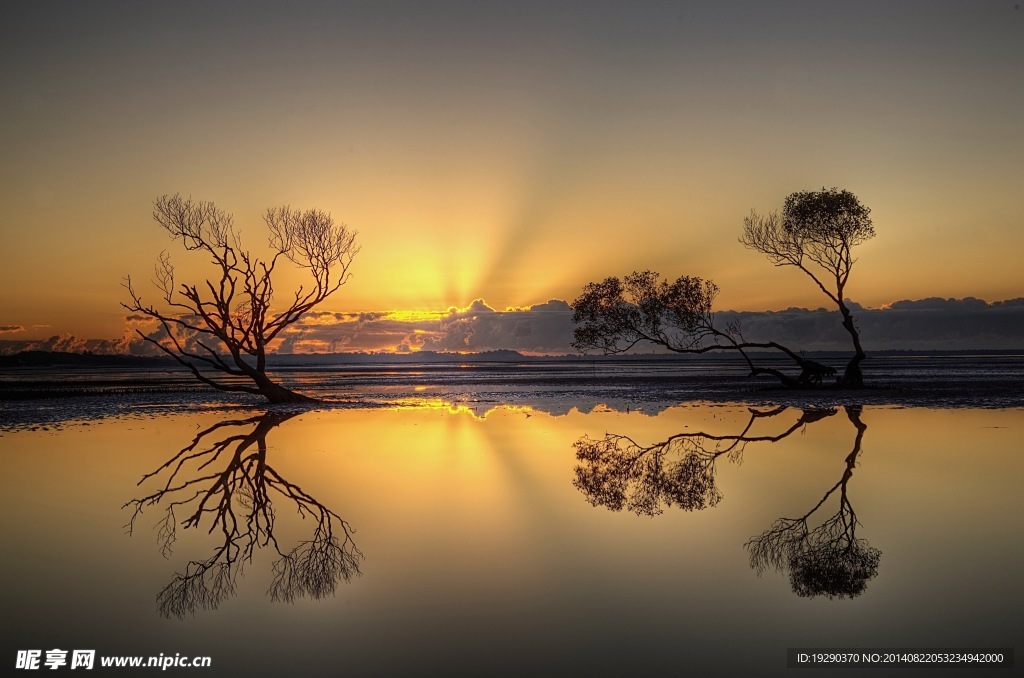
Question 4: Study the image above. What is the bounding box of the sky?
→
[1,1,1022,353]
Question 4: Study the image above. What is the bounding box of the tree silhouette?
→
[741,188,874,387]
[571,270,825,387]
[574,405,880,599]
[574,406,838,515]
[124,411,363,618]
[123,194,358,403]
[745,406,880,599]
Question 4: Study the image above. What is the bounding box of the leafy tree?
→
[745,407,880,599]
[574,406,836,515]
[741,188,874,386]
[124,195,358,403]
[571,270,821,386]
[574,404,880,599]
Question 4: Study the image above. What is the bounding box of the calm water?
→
[1,394,1020,676]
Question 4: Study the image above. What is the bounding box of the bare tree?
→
[123,195,358,403]
[571,270,826,387]
[745,406,880,599]
[741,188,874,387]
[123,412,363,618]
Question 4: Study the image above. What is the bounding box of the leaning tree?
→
[741,188,874,387]
[571,270,826,387]
[124,194,358,403]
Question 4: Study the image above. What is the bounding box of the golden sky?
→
[1,1,1022,348]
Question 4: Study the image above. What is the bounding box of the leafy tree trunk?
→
[837,301,866,388]
[709,329,803,387]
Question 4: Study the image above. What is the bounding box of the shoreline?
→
[2,362,1022,433]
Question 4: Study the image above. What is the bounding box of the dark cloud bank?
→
[716,297,1024,353]
[416,299,575,353]
[1,297,1022,357]
[308,296,1024,354]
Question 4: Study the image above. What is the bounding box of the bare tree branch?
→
[123,195,359,403]
[124,412,363,618]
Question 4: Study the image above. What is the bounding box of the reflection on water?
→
[574,405,881,599]
[2,402,1020,676]
[574,405,832,515]
[745,407,879,599]
[124,412,362,618]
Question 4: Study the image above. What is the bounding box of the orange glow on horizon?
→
[2,4,1021,343]
[386,398,539,420]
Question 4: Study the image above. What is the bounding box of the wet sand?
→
[2,357,1022,432]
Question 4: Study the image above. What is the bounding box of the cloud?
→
[13,333,90,353]
[716,297,1024,351]
[282,309,444,353]
[0,325,26,334]
[418,299,574,353]
[883,296,989,311]
[252,299,577,354]
[113,313,231,357]
[2,297,1021,357]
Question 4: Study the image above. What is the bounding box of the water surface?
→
[1,400,1020,675]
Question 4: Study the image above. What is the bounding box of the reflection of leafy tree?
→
[745,406,880,599]
[574,407,837,516]
[124,412,362,618]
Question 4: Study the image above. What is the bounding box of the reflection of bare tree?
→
[745,406,880,599]
[574,406,837,516]
[124,412,362,618]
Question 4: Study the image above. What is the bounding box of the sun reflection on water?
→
[384,397,538,420]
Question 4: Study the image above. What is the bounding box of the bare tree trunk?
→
[233,349,316,404]
[251,373,316,404]
[124,195,358,405]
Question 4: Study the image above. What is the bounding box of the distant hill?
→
[0,351,177,368]
[2,347,1021,370]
